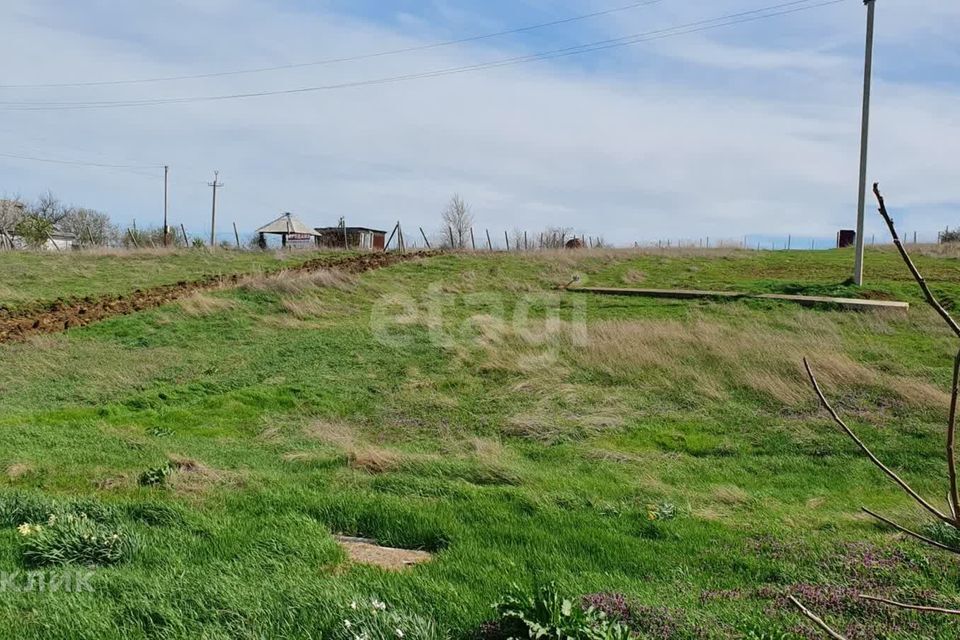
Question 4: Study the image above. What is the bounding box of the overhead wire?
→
[0,0,666,89]
[0,151,163,171]
[0,0,849,112]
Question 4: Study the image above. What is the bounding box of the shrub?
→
[940,228,960,244]
[334,597,448,640]
[13,216,53,249]
[491,583,633,640]
[645,502,679,522]
[17,513,134,567]
[138,463,174,487]
[920,521,960,548]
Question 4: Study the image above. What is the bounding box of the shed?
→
[314,226,387,251]
[256,213,321,248]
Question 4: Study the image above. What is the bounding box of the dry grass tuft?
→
[300,420,405,473]
[165,455,240,495]
[571,315,948,408]
[280,297,327,319]
[6,462,34,480]
[621,269,646,284]
[303,420,361,450]
[177,292,236,317]
[348,448,405,474]
[711,484,751,505]
[240,268,357,295]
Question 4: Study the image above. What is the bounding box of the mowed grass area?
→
[0,248,336,311]
[1,247,959,638]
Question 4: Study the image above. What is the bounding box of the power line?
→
[1,0,665,89]
[0,0,847,112]
[0,151,163,170]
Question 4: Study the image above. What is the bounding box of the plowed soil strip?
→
[0,251,434,344]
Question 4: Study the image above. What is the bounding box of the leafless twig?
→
[804,358,951,524]
[859,594,960,616]
[788,596,849,640]
[861,508,960,554]
[874,183,960,521]
[793,184,960,631]
[873,183,960,339]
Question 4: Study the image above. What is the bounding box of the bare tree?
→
[441,194,473,249]
[59,207,119,247]
[28,191,70,225]
[793,183,960,639]
[0,195,26,238]
[540,226,573,249]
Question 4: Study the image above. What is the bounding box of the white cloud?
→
[0,0,957,246]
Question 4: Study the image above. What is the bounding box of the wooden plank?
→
[755,293,909,311]
[569,287,746,300]
[567,286,909,311]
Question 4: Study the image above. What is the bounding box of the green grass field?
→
[1,246,959,639]
[0,248,333,311]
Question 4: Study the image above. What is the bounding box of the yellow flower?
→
[17,523,40,536]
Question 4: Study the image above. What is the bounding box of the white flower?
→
[395,629,404,638]
[17,523,39,536]
[370,599,386,611]
[343,620,352,629]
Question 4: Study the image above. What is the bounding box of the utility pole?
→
[163,165,169,246]
[853,0,877,286]
[208,170,223,247]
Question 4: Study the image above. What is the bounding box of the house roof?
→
[315,226,387,235]
[256,213,320,236]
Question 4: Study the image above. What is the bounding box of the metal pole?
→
[853,0,877,286]
[163,165,169,247]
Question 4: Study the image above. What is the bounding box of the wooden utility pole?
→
[208,171,223,247]
[448,225,455,248]
[470,228,476,250]
[504,230,510,251]
[419,227,432,249]
[181,224,189,245]
[163,165,169,246]
[486,229,492,251]
[233,222,240,248]
[853,0,877,286]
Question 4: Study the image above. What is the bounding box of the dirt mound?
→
[0,251,434,344]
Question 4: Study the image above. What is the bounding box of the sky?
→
[0,0,958,247]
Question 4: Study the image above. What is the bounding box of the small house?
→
[255,213,321,249]
[314,226,387,251]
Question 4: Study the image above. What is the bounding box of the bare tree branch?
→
[873,183,960,339]
[804,358,951,524]
[947,349,960,521]
[874,183,960,525]
[859,594,960,616]
[861,508,960,554]
[788,596,849,640]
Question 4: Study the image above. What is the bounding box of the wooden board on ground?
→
[334,535,433,571]
[567,287,910,312]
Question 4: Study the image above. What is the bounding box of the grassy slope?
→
[0,248,959,638]
[0,248,333,311]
